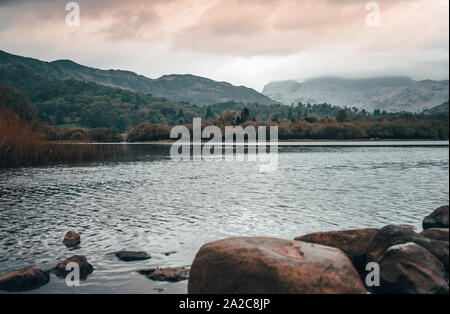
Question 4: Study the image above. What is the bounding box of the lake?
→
[0,141,448,294]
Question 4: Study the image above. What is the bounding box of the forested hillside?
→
[0,50,275,106]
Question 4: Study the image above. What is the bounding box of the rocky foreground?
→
[188,205,449,294]
[0,205,448,294]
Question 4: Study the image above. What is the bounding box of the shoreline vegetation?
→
[0,86,120,168]
[1,84,449,168]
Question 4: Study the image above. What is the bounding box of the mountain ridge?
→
[0,50,275,106]
[263,76,449,112]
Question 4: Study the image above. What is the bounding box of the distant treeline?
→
[127,108,449,142]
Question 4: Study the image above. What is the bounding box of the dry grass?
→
[0,106,118,168]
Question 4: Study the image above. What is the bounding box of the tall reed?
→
[1,106,118,168]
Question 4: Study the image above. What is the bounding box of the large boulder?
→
[115,250,151,262]
[54,255,93,279]
[0,268,50,292]
[63,230,81,248]
[294,228,379,272]
[366,225,449,271]
[188,237,366,294]
[421,228,449,242]
[423,205,449,230]
[375,243,448,294]
[138,267,189,282]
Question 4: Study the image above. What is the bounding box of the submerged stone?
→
[138,267,189,282]
[115,250,151,262]
[54,255,93,279]
[0,267,50,292]
[63,230,81,248]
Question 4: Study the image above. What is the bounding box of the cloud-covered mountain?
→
[263,77,449,112]
[0,50,275,106]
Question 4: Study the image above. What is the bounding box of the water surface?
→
[0,142,448,293]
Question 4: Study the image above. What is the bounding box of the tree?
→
[239,107,252,124]
[288,107,294,121]
[176,109,185,124]
[0,85,36,121]
[206,107,214,120]
[336,109,349,122]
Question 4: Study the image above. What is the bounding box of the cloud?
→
[0,0,448,90]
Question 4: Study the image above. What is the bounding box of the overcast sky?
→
[0,0,448,91]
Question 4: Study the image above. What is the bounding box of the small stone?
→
[63,231,81,248]
[54,255,93,279]
[163,251,177,256]
[0,267,50,292]
[138,267,189,282]
[115,250,151,262]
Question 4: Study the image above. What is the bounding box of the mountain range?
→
[0,50,275,106]
[262,77,449,113]
[1,50,448,113]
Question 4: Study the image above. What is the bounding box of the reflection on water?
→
[0,142,448,294]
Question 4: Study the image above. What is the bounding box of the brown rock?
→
[188,237,366,294]
[63,230,80,248]
[375,242,448,294]
[294,228,379,272]
[54,255,93,279]
[423,205,449,230]
[138,267,189,282]
[0,268,50,292]
[421,228,449,242]
[366,225,449,271]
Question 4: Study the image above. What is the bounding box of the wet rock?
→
[188,237,366,294]
[54,255,93,279]
[421,228,449,242]
[0,267,50,292]
[294,228,379,272]
[115,250,151,262]
[423,205,449,230]
[139,267,189,282]
[366,224,449,271]
[375,243,448,294]
[63,231,80,248]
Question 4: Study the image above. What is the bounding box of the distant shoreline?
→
[51,140,450,147]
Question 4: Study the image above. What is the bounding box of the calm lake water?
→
[0,142,449,294]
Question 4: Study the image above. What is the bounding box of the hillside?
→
[0,63,203,131]
[0,50,275,106]
[0,63,291,132]
[422,101,449,115]
[263,77,449,112]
